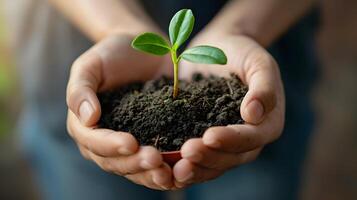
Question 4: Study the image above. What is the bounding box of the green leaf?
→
[181,45,227,65]
[169,9,195,49]
[131,32,171,56]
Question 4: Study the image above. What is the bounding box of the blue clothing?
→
[14,1,319,200]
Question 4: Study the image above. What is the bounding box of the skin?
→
[66,34,173,190]
[175,32,285,188]
[56,0,316,190]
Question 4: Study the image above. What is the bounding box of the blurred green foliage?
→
[0,9,15,138]
[0,62,12,95]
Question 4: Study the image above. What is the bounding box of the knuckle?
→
[114,162,131,176]
[250,154,259,162]
[251,52,276,70]
[66,118,73,137]
[124,174,138,184]
[116,158,140,176]
[83,140,92,152]
[271,127,284,142]
[84,142,106,158]
[66,84,81,110]
[249,135,263,150]
[203,157,221,169]
[70,56,88,74]
[79,148,90,160]
[271,133,281,143]
[245,154,258,164]
[98,159,114,173]
[105,131,127,147]
[238,133,264,153]
[240,150,260,165]
[72,57,82,69]
[81,152,90,160]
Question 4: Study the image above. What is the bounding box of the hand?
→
[66,34,174,190]
[173,32,285,187]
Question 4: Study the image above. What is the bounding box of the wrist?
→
[104,22,162,40]
[193,25,245,47]
[202,21,270,48]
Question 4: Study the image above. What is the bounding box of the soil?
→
[98,74,247,152]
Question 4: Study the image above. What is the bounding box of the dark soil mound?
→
[98,74,247,152]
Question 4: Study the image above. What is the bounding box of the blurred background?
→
[0,1,39,199]
[0,0,356,199]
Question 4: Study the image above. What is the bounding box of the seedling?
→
[132,9,227,98]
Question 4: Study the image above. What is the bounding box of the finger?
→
[239,53,280,124]
[151,163,174,190]
[77,144,91,160]
[125,163,174,190]
[83,146,163,175]
[67,111,138,156]
[203,125,275,153]
[174,148,261,186]
[66,50,103,126]
[181,139,249,170]
[173,159,223,185]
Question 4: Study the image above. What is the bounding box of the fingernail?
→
[118,147,134,156]
[79,100,93,124]
[204,138,221,148]
[204,139,221,148]
[182,151,202,162]
[175,182,185,189]
[153,173,168,189]
[203,129,221,148]
[246,100,264,122]
[140,160,155,169]
[177,171,194,183]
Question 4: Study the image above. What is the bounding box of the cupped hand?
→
[173,32,285,188]
[66,34,174,190]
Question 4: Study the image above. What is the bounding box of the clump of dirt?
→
[98,74,247,152]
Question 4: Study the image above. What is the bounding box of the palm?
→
[181,34,284,126]
[181,35,259,79]
[66,33,175,190]
[172,34,285,187]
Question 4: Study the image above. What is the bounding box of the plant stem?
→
[171,49,179,98]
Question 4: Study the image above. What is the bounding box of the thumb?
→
[66,51,102,126]
[240,54,279,124]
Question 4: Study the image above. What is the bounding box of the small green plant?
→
[132,9,227,98]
